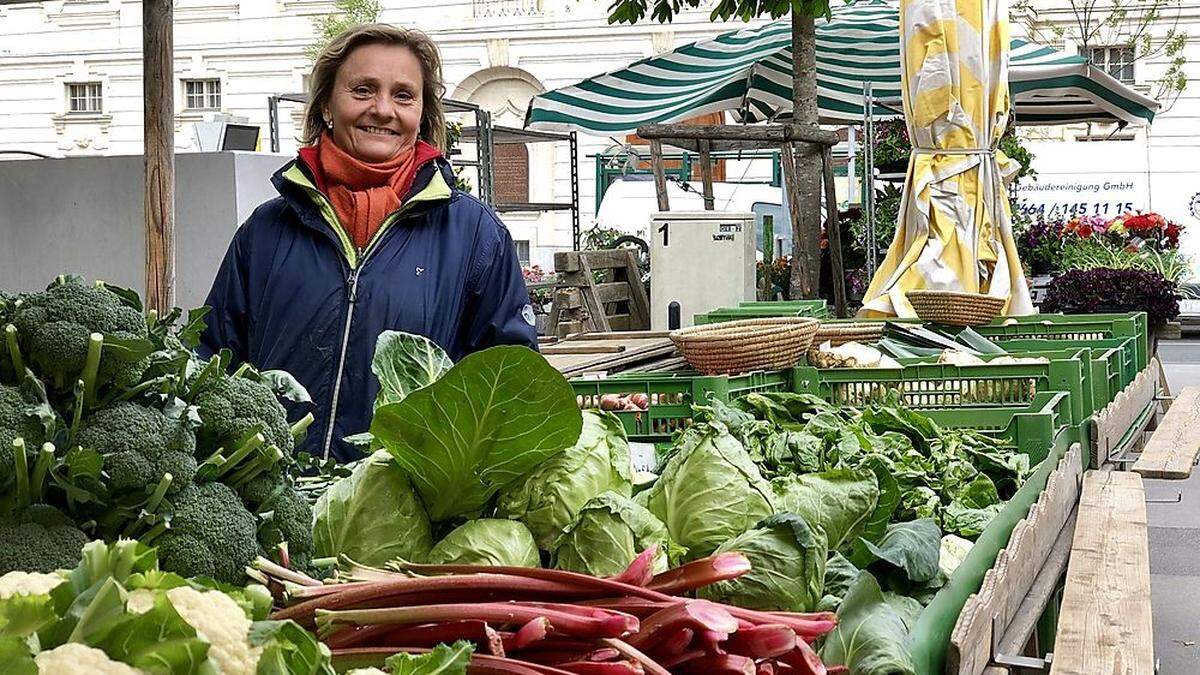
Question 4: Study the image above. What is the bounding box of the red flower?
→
[1166,223,1181,247]
[1077,224,1093,239]
[1124,214,1154,232]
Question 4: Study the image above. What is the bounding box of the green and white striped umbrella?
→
[525,0,1158,134]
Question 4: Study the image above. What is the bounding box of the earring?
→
[325,118,333,130]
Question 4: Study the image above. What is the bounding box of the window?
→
[513,239,531,265]
[66,82,102,113]
[184,78,222,110]
[1085,46,1135,84]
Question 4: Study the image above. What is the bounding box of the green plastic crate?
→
[792,353,1093,427]
[896,346,1119,415]
[995,336,1138,391]
[973,312,1148,370]
[693,300,831,325]
[907,392,1077,674]
[570,369,791,444]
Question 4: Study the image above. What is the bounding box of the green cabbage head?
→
[496,410,633,549]
[639,422,774,559]
[698,513,827,612]
[552,491,678,577]
[313,450,433,566]
[427,519,540,567]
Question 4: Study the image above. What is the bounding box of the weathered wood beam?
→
[635,123,838,148]
[822,146,847,317]
[648,138,669,212]
[143,0,175,312]
[699,139,715,211]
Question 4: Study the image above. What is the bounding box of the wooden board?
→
[947,444,1084,675]
[1132,385,1200,478]
[1050,470,1153,675]
[1091,359,1160,468]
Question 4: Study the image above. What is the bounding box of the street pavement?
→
[1145,338,1200,673]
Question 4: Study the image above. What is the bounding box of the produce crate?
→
[996,336,1138,391]
[973,312,1148,371]
[791,352,1093,428]
[906,392,1077,674]
[896,346,1121,416]
[570,369,792,444]
[693,300,831,325]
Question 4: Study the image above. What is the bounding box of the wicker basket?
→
[813,321,886,347]
[906,290,1006,327]
[670,317,820,375]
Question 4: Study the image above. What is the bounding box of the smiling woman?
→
[199,24,539,463]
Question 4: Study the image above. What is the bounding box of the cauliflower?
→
[33,643,143,675]
[0,570,64,598]
[131,586,262,675]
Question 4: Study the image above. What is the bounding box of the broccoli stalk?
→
[290,413,314,442]
[228,445,284,490]
[80,332,103,407]
[29,443,54,502]
[217,432,265,479]
[5,324,23,376]
[120,473,174,539]
[12,437,29,507]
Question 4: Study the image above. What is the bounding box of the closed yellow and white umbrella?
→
[859,0,1034,318]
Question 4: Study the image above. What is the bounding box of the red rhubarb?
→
[646,553,752,595]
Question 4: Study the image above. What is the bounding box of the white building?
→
[1010,1,1200,266]
[0,0,773,268]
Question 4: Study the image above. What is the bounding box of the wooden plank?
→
[997,508,1077,657]
[635,123,839,147]
[555,250,637,273]
[577,254,611,333]
[699,140,715,211]
[143,0,176,312]
[594,282,631,304]
[621,249,652,330]
[1091,362,1159,468]
[607,315,633,331]
[541,344,626,356]
[1133,385,1200,478]
[1050,470,1152,675]
[649,139,670,212]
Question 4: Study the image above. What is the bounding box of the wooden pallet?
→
[1132,385,1200,479]
[545,250,651,338]
[948,443,1084,675]
[1049,470,1153,675]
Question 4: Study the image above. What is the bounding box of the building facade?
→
[0,0,770,267]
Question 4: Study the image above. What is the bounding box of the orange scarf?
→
[300,134,441,249]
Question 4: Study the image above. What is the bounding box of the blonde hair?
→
[302,24,447,151]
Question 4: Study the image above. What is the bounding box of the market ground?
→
[1146,338,1200,673]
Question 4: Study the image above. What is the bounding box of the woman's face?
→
[325,43,424,163]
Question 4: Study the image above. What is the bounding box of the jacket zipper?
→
[323,267,360,459]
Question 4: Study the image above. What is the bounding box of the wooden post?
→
[822,147,847,317]
[143,0,175,313]
[699,140,715,211]
[778,142,804,266]
[648,139,669,212]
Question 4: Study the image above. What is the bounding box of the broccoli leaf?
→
[0,592,57,639]
[257,371,312,405]
[177,308,211,350]
[383,640,473,675]
[372,346,583,521]
[249,619,336,675]
[370,331,452,409]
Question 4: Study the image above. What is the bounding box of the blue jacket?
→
[200,155,538,462]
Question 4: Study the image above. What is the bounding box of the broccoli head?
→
[194,374,293,458]
[152,481,258,584]
[75,402,197,496]
[0,383,45,492]
[11,277,150,391]
[239,475,314,570]
[0,504,89,575]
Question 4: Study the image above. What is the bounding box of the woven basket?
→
[670,317,820,375]
[813,321,886,347]
[906,290,1005,327]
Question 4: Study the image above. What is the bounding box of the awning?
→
[526,0,1158,135]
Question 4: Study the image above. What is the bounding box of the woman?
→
[201,24,538,462]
